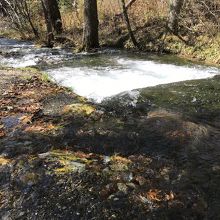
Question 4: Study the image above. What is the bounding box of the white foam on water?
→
[0,38,34,48]
[1,37,219,102]
[0,49,74,68]
[0,38,75,67]
[47,58,219,102]
[0,53,38,67]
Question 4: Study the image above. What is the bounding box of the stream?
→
[0,37,219,102]
[1,37,220,220]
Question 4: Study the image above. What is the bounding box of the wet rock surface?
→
[0,68,220,219]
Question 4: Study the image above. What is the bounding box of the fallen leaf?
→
[147,189,162,202]
[165,191,175,201]
[0,130,6,138]
[19,115,32,124]
[0,157,10,165]
[25,123,56,133]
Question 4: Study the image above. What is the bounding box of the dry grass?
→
[58,0,220,47]
[2,0,220,63]
[60,0,169,35]
[2,0,220,42]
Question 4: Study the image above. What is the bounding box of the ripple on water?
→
[0,37,219,102]
[46,59,219,102]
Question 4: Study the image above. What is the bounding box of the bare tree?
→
[1,0,39,38]
[0,1,7,16]
[168,0,184,34]
[41,0,54,47]
[120,0,140,49]
[114,0,137,24]
[82,0,99,51]
[46,0,63,34]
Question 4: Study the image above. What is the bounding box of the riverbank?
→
[162,35,220,66]
[1,14,220,67]
[1,67,220,219]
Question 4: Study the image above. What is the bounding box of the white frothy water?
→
[1,53,39,67]
[0,38,219,102]
[0,38,74,67]
[0,38,34,48]
[47,58,219,102]
[0,38,36,67]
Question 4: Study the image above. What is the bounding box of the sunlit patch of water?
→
[0,37,219,102]
[47,58,219,102]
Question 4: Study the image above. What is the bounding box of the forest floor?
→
[0,67,220,219]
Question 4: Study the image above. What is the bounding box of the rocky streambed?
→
[0,67,220,219]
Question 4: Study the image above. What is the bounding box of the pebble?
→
[117,183,128,194]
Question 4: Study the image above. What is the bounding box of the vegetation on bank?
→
[0,0,220,65]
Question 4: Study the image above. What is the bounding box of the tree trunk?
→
[115,0,137,19]
[0,1,7,16]
[23,0,39,38]
[120,0,140,49]
[47,0,63,34]
[82,0,99,51]
[41,0,54,47]
[125,0,136,9]
[168,0,184,34]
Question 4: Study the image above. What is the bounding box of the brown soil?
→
[0,68,220,219]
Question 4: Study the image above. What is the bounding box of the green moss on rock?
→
[138,76,220,119]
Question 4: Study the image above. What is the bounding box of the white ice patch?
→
[46,58,219,102]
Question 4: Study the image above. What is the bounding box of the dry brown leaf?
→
[19,115,32,124]
[166,130,186,139]
[74,151,91,159]
[18,103,40,113]
[0,157,10,165]
[165,191,175,201]
[25,123,56,133]
[0,130,6,138]
[146,189,162,202]
[21,90,36,97]
[111,155,131,164]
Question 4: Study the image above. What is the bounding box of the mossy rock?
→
[39,150,90,175]
[19,172,40,186]
[137,76,220,120]
[63,103,96,116]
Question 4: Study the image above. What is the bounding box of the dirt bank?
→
[0,67,220,219]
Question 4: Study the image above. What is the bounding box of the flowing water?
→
[0,37,219,102]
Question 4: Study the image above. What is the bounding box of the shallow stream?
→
[0,37,219,102]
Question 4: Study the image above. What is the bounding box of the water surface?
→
[0,37,219,102]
